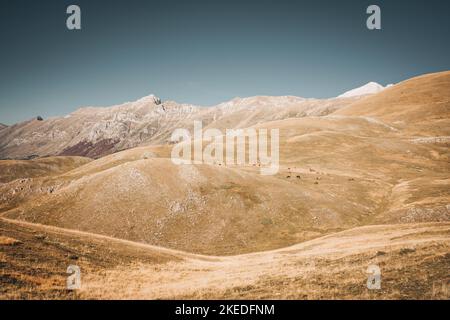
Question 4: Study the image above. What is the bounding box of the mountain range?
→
[0,86,379,159]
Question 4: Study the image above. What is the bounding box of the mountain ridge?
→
[0,95,359,159]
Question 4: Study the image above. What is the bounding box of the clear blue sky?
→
[0,0,449,124]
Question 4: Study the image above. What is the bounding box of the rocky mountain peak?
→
[135,94,161,105]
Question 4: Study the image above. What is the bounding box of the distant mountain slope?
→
[0,156,91,183]
[0,96,200,159]
[0,156,92,213]
[0,123,7,131]
[334,71,450,136]
[0,95,358,160]
[201,96,356,131]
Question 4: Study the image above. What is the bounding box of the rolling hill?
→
[1,217,448,299]
[335,71,450,136]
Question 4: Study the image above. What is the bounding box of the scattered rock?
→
[261,218,273,226]
[399,248,416,255]
[141,151,156,159]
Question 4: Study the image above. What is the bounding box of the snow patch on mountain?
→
[338,82,387,98]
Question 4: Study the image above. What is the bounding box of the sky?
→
[0,0,449,124]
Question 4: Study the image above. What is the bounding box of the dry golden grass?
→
[1,218,448,299]
[0,156,92,183]
[0,236,22,246]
